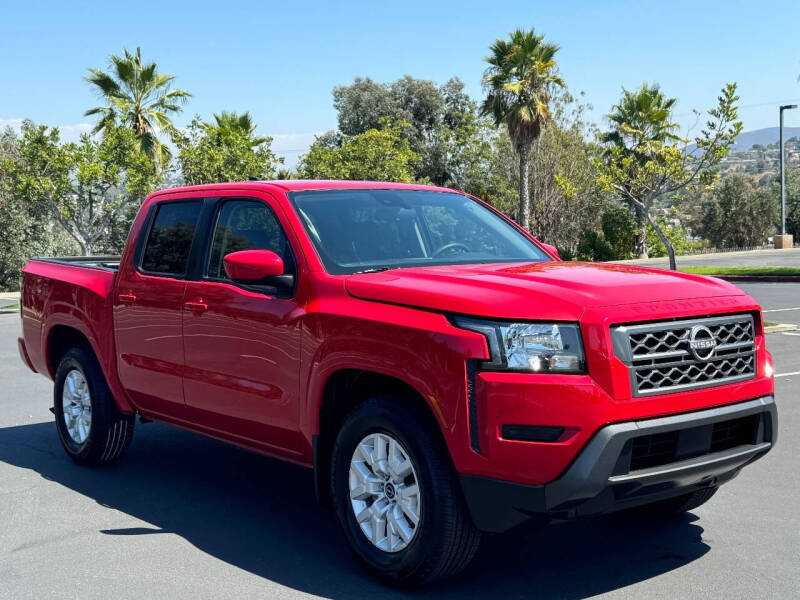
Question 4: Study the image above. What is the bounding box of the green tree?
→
[173,112,282,184]
[332,77,405,136]
[601,204,637,259]
[598,83,743,270]
[0,128,76,288]
[446,125,516,213]
[490,90,609,254]
[785,166,800,239]
[600,83,681,256]
[575,206,640,262]
[332,76,492,188]
[298,121,420,182]
[481,28,565,230]
[207,111,269,145]
[576,230,615,261]
[645,214,695,257]
[4,121,159,255]
[700,174,778,247]
[85,47,191,164]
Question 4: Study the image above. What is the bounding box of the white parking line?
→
[776,371,800,378]
[763,307,800,313]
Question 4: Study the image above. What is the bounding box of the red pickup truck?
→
[18,181,776,585]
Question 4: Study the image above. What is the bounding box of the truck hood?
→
[344,262,747,321]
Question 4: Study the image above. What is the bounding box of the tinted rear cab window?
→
[141,201,202,275]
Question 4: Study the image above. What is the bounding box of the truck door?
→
[114,199,203,420]
[181,195,306,457]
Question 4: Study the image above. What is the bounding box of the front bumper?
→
[460,396,776,532]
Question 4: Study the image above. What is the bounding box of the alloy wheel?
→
[348,432,421,552]
[62,369,92,444]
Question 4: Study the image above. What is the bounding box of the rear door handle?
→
[118,292,137,304]
[184,300,208,313]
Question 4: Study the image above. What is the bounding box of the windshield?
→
[290,189,550,274]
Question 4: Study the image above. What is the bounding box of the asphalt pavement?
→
[1,283,798,599]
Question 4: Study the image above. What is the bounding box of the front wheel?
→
[331,396,480,586]
[54,347,134,465]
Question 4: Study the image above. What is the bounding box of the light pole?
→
[779,104,797,239]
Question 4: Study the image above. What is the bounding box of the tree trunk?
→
[635,205,648,259]
[518,142,531,230]
[647,214,677,270]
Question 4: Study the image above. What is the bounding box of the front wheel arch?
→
[314,369,451,509]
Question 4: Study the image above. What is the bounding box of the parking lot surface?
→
[619,247,800,270]
[1,283,798,599]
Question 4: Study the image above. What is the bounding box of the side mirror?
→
[540,242,560,260]
[223,249,284,282]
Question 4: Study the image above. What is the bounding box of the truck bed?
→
[20,256,120,381]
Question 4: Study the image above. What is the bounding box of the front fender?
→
[299,300,487,471]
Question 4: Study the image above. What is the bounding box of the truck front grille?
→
[611,314,756,397]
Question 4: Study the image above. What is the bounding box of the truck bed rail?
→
[31,256,121,273]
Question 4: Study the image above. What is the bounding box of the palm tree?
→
[601,83,680,154]
[482,29,564,230]
[601,83,680,257]
[204,111,269,146]
[85,47,191,163]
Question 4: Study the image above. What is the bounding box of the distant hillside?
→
[732,127,800,151]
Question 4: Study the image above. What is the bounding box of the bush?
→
[646,217,695,258]
[601,206,636,259]
[576,230,616,261]
[700,175,778,247]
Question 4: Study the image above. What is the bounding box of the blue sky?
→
[2,0,799,167]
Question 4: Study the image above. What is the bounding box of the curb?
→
[764,323,799,333]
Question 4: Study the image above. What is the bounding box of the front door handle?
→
[118,292,137,304]
[184,300,208,313]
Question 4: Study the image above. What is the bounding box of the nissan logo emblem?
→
[688,325,717,360]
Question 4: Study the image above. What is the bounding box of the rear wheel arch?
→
[314,369,451,508]
[46,325,93,378]
[53,346,135,465]
[45,324,132,414]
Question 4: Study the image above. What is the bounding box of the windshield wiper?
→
[352,267,392,274]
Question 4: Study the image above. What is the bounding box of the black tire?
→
[627,487,718,518]
[331,396,480,587]
[54,347,134,466]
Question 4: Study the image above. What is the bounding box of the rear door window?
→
[141,201,202,276]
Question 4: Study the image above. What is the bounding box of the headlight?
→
[453,317,586,374]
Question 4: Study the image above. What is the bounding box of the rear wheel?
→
[331,396,480,586]
[54,347,134,465]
